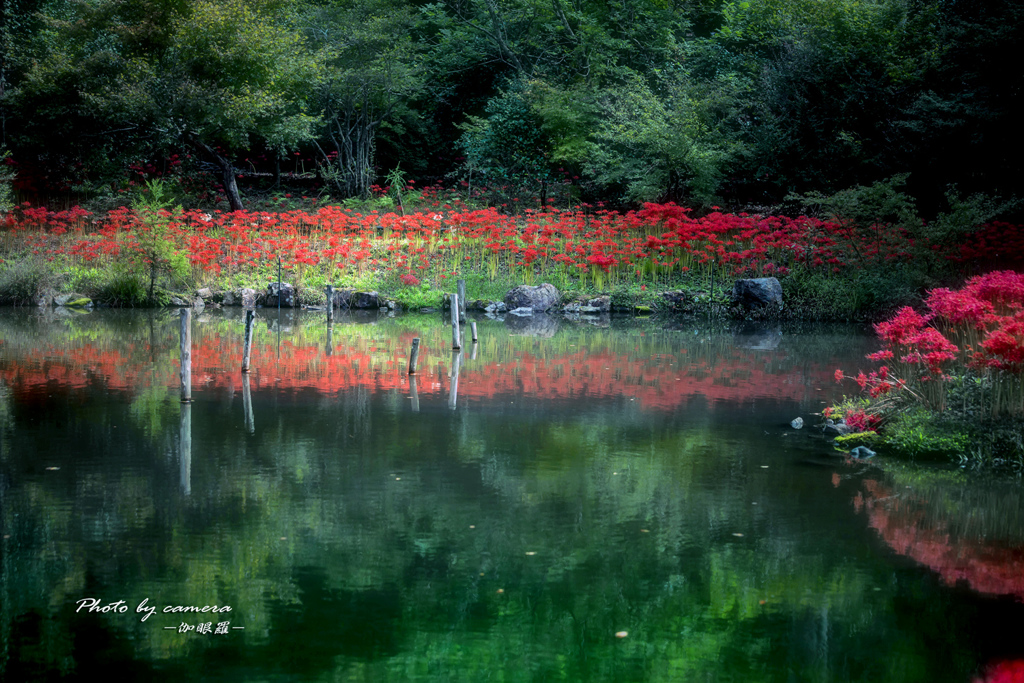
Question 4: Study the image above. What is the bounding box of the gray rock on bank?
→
[265,282,296,307]
[328,289,380,309]
[731,277,783,311]
[504,283,560,312]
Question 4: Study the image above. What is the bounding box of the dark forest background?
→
[1,0,1022,215]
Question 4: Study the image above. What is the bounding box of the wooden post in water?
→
[448,350,462,410]
[179,308,192,403]
[325,285,334,322]
[408,337,421,374]
[409,374,420,412]
[241,309,255,373]
[242,373,255,434]
[457,279,467,323]
[470,321,478,343]
[450,294,462,349]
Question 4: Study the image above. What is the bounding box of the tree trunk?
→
[191,137,244,212]
[213,152,244,212]
[313,98,382,199]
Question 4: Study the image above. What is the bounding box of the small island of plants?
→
[831,270,1023,472]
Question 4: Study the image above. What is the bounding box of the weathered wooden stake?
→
[448,350,462,410]
[451,294,462,349]
[409,374,420,412]
[179,403,191,495]
[457,278,467,322]
[325,285,334,322]
[242,373,255,435]
[241,309,255,373]
[408,337,421,374]
[179,308,192,403]
[709,260,715,316]
[470,321,478,343]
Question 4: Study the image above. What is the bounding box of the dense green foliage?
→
[1,0,1022,213]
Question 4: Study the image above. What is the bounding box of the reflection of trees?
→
[3,310,998,681]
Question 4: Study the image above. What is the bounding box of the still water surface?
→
[1,308,1022,682]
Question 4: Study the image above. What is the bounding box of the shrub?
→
[883,408,973,461]
[93,268,148,307]
[0,257,61,304]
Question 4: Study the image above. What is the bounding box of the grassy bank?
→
[2,182,1019,320]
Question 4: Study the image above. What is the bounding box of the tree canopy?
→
[2,0,1021,211]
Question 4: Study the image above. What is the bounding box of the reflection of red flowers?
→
[0,328,839,413]
[861,480,1024,602]
[973,660,1024,683]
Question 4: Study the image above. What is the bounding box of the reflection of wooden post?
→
[457,279,467,322]
[408,337,420,374]
[179,403,191,495]
[448,350,462,410]
[470,321,478,343]
[326,323,333,357]
[325,285,334,322]
[471,340,478,361]
[241,309,255,373]
[242,373,255,434]
[179,308,192,403]
[409,374,420,412]
[451,294,462,350]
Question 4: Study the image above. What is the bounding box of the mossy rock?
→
[634,305,653,315]
[833,431,881,451]
[54,293,93,308]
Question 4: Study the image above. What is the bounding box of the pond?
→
[1,308,1022,682]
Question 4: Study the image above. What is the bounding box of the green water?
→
[1,309,1022,682]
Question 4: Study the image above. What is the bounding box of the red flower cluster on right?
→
[835,270,1024,417]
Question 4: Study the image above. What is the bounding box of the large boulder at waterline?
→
[263,282,296,307]
[168,294,204,310]
[214,288,256,307]
[504,283,560,312]
[731,278,783,311]
[329,289,379,309]
[350,291,380,309]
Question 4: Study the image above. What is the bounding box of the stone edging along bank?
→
[29,278,795,319]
